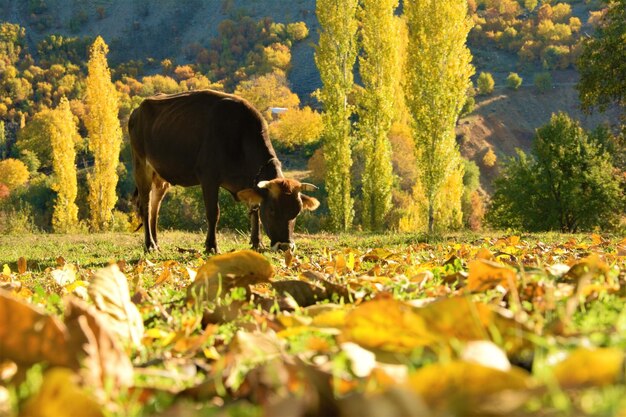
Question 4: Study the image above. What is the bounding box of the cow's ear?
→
[301,194,320,211]
[237,188,263,205]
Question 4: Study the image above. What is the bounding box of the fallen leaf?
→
[461,340,511,371]
[0,289,77,368]
[341,298,438,353]
[64,298,135,389]
[88,264,144,349]
[20,368,104,417]
[407,361,531,413]
[341,342,376,377]
[272,280,327,307]
[188,250,273,301]
[467,259,517,292]
[552,347,624,388]
[51,264,77,286]
[17,257,26,274]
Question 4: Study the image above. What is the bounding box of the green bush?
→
[476,72,495,95]
[488,112,623,232]
[506,72,522,90]
[534,72,552,93]
[159,186,248,232]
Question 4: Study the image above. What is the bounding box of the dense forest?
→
[0,0,623,235]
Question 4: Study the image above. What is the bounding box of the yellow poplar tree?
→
[315,0,359,231]
[84,36,122,231]
[404,0,474,233]
[359,0,400,230]
[50,97,80,233]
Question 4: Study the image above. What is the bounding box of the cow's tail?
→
[132,187,143,232]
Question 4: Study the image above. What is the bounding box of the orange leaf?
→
[0,289,77,369]
[467,259,517,292]
[17,257,26,274]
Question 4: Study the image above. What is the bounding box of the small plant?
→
[482,148,497,167]
[506,72,522,90]
[476,72,495,95]
[534,71,552,93]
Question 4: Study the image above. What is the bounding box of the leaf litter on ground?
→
[0,233,625,416]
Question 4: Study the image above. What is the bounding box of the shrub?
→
[506,72,522,90]
[476,72,495,95]
[482,148,497,167]
[269,107,323,150]
[534,72,552,93]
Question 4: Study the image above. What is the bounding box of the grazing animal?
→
[128,90,319,253]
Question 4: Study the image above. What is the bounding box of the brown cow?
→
[128,90,319,253]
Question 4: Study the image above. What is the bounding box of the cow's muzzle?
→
[271,241,296,252]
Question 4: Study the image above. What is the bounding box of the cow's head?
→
[237,178,319,251]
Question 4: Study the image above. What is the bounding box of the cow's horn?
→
[257,181,271,189]
[299,183,318,192]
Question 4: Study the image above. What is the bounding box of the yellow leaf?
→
[552,348,624,388]
[88,264,144,349]
[2,265,10,276]
[467,259,517,292]
[408,361,531,411]
[20,368,104,417]
[565,254,609,280]
[341,298,438,353]
[188,250,273,300]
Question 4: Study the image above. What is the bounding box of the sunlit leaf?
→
[64,298,134,389]
[460,340,510,371]
[17,257,26,274]
[552,348,624,388]
[341,342,376,377]
[467,259,517,292]
[20,368,104,417]
[51,263,77,286]
[341,298,438,353]
[88,264,144,349]
[407,361,531,412]
[188,250,273,300]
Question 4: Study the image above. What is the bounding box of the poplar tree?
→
[315,0,359,231]
[358,0,399,230]
[50,97,80,233]
[404,0,474,233]
[84,36,122,231]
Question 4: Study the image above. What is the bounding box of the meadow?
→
[1,230,625,416]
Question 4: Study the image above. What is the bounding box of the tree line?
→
[0,0,623,235]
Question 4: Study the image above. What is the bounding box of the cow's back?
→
[129,90,278,189]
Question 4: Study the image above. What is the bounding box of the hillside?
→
[0,0,617,178]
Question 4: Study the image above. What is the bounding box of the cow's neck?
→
[254,157,283,184]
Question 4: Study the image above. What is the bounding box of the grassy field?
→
[1,230,625,416]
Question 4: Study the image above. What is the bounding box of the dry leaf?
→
[64,298,134,389]
[552,347,624,388]
[188,250,273,301]
[20,368,104,417]
[408,361,531,412]
[51,263,77,286]
[341,342,376,377]
[0,289,77,368]
[341,298,438,353]
[467,259,517,292]
[460,340,511,371]
[17,257,26,274]
[88,264,144,349]
[272,280,327,307]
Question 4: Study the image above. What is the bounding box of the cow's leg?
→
[249,207,262,250]
[201,182,220,254]
[132,158,158,251]
[148,174,170,251]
